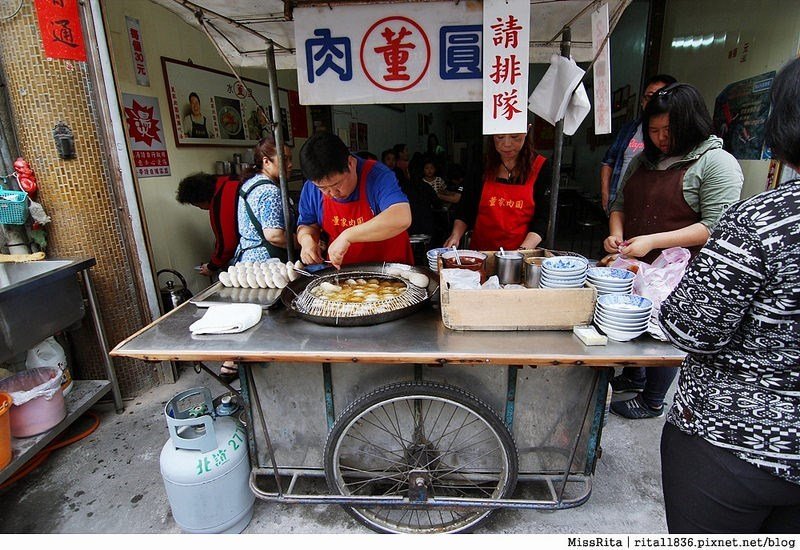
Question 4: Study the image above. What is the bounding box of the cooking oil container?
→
[160,387,254,533]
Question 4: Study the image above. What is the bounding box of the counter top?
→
[112,294,684,367]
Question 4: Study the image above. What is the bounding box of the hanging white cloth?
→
[528,54,586,126]
[563,83,591,136]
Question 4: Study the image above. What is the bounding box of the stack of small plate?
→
[427,247,451,271]
[586,267,635,295]
[539,256,588,288]
[593,294,653,342]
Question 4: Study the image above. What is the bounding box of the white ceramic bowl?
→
[593,309,649,329]
[542,256,588,272]
[597,293,653,313]
[540,273,587,284]
[596,303,651,320]
[542,265,587,278]
[596,288,633,296]
[586,267,635,282]
[540,279,585,289]
[594,319,647,342]
[587,275,634,286]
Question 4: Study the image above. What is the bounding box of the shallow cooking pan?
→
[280,263,438,327]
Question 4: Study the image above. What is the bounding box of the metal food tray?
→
[190,282,283,309]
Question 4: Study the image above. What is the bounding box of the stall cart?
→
[111,269,683,534]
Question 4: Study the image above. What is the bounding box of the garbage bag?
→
[0,367,62,406]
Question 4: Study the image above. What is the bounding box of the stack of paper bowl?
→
[593,294,653,342]
[427,247,451,271]
[586,267,635,295]
[539,256,588,288]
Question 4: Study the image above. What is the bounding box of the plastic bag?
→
[441,269,481,289]
[0,367,62,406]
[26,337,67,370]
[26,336,72,395]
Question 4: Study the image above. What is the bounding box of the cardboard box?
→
[439,249,597,331]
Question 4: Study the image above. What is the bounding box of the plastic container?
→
[0,367,66,438]
[0,392,12,469]
[26,337,72,396]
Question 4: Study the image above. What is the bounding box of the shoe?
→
[610,395,664,419]
[610,375,645,394]
[218,365,239,384]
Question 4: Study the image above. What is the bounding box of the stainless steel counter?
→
[111,298,684,367]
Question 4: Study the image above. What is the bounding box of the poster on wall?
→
[161,57,292,147]
[33,0,86,62]
[125,16,149,87]
[121,94,171,178]
[712,71,775,160]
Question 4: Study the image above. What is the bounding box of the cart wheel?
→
[323,382,518,534]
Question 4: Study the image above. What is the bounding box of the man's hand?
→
[300,242,324,265]
[327,233,352,269]
[199,263,213,277]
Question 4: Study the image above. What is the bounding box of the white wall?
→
[660,0,800,198]
[103,1,308,293]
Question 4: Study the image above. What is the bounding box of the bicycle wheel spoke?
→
[327,385,517,533]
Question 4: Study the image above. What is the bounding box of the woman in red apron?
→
[603,83,744,420]
[443,129,551,251]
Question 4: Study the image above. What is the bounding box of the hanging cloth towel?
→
[528,54,586,126]
[563,83,591,136]
[189,303,262,335]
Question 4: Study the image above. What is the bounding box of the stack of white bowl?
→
[427,247,451,271]
[539,256,588,288]
[586,267,635,295]
[593,294,653,342]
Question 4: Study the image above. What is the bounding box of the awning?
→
[147,0,630,70]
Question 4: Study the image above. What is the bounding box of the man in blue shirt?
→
[297,133,413,268]
[600,74,677,213]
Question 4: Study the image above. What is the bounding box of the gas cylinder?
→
[159,387,254,534]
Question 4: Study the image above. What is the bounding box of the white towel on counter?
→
[190,304,262,335]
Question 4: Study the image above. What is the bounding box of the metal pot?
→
[157,269,193,313]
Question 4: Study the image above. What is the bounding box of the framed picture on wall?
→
[161,57,293,147]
